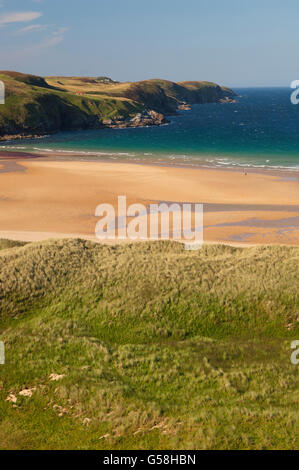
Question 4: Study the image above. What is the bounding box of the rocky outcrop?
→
[178,103,191,111]
[102,110,168,128]
[219,96,237,103]
[0,109,169,141]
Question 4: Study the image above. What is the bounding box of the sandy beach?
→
[0,151,298,245]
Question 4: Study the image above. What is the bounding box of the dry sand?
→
[0,152,298,245]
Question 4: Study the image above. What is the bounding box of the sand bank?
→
[0,152,298,245]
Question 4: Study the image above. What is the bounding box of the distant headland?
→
[0,71,236,140]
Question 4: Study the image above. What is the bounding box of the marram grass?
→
[0,239,298,449]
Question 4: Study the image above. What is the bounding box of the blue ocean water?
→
[1,87,299,169]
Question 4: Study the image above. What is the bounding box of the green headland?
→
[0,71,235,140]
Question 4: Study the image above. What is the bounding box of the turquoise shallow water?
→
[1,87,299,170]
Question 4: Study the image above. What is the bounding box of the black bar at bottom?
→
[0,449,296,466]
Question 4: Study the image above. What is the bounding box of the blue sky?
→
[0,0,298,87]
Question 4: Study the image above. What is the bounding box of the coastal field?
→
[0,238,298,450]
[0,151,298,245]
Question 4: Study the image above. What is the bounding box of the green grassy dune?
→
[0,239,298,449]
[0,71,235,138]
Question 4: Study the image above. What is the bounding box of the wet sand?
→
[0,151,298,245]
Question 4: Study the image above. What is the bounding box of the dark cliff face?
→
[25,94,101,133]
[118,79,235,115]
[119,82,178,114]
[177,81,236,104]
[0,93,101,137]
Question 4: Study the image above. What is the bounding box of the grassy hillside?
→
[0,72,142,138]
[47,76,236,113]
[0,72,235,139]
[0,239,27,251]
[0,239,298,450]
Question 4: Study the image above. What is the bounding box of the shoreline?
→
[1,149,299,179]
